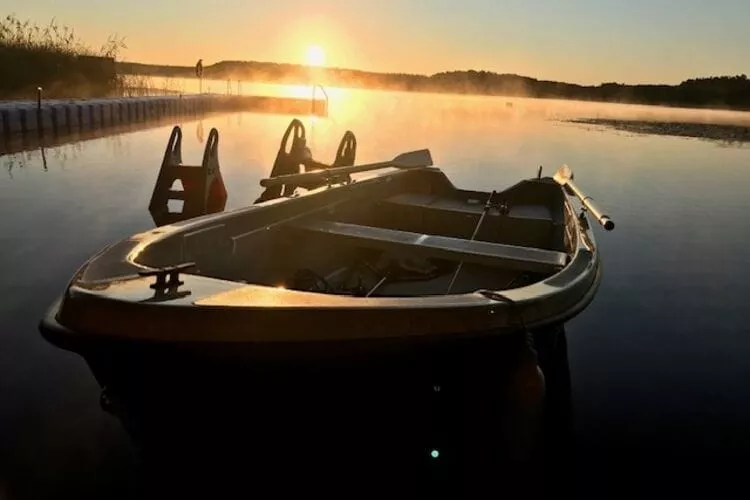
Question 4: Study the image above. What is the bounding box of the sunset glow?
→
[305,45,326,67]
[5,1,748,85]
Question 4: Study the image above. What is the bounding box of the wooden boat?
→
[38,119,612,489]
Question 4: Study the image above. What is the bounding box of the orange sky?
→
[7,1,750,85]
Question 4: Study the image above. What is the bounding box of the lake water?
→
[1,88,749,498]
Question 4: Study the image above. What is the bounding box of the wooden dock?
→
[0,94,327,141]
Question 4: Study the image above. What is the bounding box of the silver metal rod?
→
[445,190,496,294]
[566,180,614,231]
[365,273,389,297]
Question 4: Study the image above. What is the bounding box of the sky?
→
[6,0,750,85]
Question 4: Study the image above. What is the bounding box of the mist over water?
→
[1,87,749,498]
[143,75,750,124]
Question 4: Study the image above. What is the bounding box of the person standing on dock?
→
[195,59,204,94]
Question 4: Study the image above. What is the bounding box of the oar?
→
[259,149,433,188]
[553,165,615,231]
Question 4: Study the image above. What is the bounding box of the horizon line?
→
[118,57,746,88]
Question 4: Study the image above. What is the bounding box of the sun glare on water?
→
[305,45,326,67]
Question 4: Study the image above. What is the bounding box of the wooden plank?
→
[292,220,567,274]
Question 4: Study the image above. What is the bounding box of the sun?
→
[305,45,326,67]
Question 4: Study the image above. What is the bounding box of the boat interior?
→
[137,168,576,297]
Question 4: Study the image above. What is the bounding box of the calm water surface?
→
[1,89,749,497]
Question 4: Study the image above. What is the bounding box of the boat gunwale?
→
[72,167,595,309]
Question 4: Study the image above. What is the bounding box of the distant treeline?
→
[119,60,750,110]
[0,15,124,99]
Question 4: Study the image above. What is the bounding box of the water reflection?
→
[40,145,47,171]
[3,144,75,177]
[196,120,205,143]
[2,125,161,177]
[2,88,750,497]
[0,113,214,157]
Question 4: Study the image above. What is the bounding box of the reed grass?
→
[0,14,126,98]
[0,14,125,58]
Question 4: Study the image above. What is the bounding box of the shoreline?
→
[6,76,750,115]
[568,118,750,144]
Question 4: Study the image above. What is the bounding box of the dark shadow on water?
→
[124,330,573,499]
[6,309,747,499]
[2,330,575,499]
[566,118,750,145]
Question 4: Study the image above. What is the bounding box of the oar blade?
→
[553,164,573,185]
[391,149,433,168]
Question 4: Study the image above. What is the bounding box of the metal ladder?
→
[148,126,227,226]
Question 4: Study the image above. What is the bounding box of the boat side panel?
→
[47,238,599,344]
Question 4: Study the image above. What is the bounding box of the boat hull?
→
[37,162,607,494]
[40,302,561,494]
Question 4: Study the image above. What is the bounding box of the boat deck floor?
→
[371,264,533,296]
[384,192,557,222]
